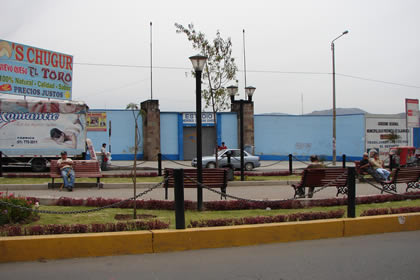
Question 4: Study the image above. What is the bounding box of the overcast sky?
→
[1,0,419,114]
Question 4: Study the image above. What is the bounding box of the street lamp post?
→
[331,30,349,165]
[228,85,256,181]
[246,86,256,102]
[189,54,208,211]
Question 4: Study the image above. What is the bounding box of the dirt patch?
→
[114,214,157,220]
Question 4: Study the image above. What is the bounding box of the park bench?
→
[163,168,228,200]
[291,168,349,198]
[50,160,102,189]
[355,160,369,175]
[380,166,420,193]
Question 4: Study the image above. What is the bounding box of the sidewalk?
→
[106,159,355,171]
[2,180,391,206]
[1,160,372,205]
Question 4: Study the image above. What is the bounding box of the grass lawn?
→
[24,199,420,230]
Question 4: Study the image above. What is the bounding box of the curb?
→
[1,213,419,263]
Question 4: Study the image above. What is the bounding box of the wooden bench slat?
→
[380,167,420,193]
[292,168,349,198]
[164,168,228,200]
[50,160,102,188]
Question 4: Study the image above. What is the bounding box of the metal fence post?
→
[158,153,162,176]
[389,154,393,171]
[347,167,356,218]
[174,169,185,229]
[0,151,3,177]
[288,154,293,175]
[342,154,346,168]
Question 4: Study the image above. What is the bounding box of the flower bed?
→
[0,192,39,225]
[360,206,420,217]
[0,219,169,237]
[53,191,420,211]
[189,209,345,228]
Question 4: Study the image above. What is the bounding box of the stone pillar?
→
[141,100,160,160]
[231,100,255,149]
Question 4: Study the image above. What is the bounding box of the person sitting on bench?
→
[57,151,75,191]
[369,151,390,181]
[359,152,372,174]
[298,155,325,198]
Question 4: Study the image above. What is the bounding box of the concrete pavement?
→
[0,160,369,204]
[1,179,394,205]
[2,231,419,280]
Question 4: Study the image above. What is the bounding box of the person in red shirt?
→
[218,142,227,151]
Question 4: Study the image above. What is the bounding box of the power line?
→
[74,62,189,70]
[73,62,420,89]
[336,73,420,89]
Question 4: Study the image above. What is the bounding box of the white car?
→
[191,149,261,171]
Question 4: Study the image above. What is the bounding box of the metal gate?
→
[183,127,216,160]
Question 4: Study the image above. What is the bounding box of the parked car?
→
[191,149,261,171]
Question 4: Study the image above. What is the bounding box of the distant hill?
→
[306,108,368,115]
[260,108,405,116]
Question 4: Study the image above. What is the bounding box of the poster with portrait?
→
[0,98,87,156]
[87,112,107,131]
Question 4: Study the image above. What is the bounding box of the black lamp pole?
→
[195,69,203,211]
[190,55,207,211]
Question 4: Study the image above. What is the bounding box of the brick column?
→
[141,100,160,160]
[231,100,255,148]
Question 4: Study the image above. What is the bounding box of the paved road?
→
[1,231,419,280]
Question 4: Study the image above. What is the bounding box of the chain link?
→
[108,161,147,169]
[0,179,166,215]
[182,173,342,202]
[258,160,285,168]
[161,155,192,167]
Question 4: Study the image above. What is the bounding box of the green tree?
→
[126,102,141,218]
[175,23,238,160]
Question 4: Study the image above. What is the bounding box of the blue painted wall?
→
[219,112,238,149]
[87,109,366,161]
[414,127,420,148]
[87,109,143,160]
[254,114,365,161]
[160,112,179,160]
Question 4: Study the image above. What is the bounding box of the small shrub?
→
[71,224,88,233]
[91,223,107,233]
[56,197,73,206]
[361,206,420,216]
[0,193,37,225]
[0,225,23,236]
[188,209,345,228]
[50,191,420,211]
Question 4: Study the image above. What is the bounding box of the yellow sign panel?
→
[87,112,107,131]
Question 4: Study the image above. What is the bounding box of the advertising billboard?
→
[0,39,73,100]
[406,98,419,128]
[87,112,107,131]
[365,114,408,160]
[0,99,86,156]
